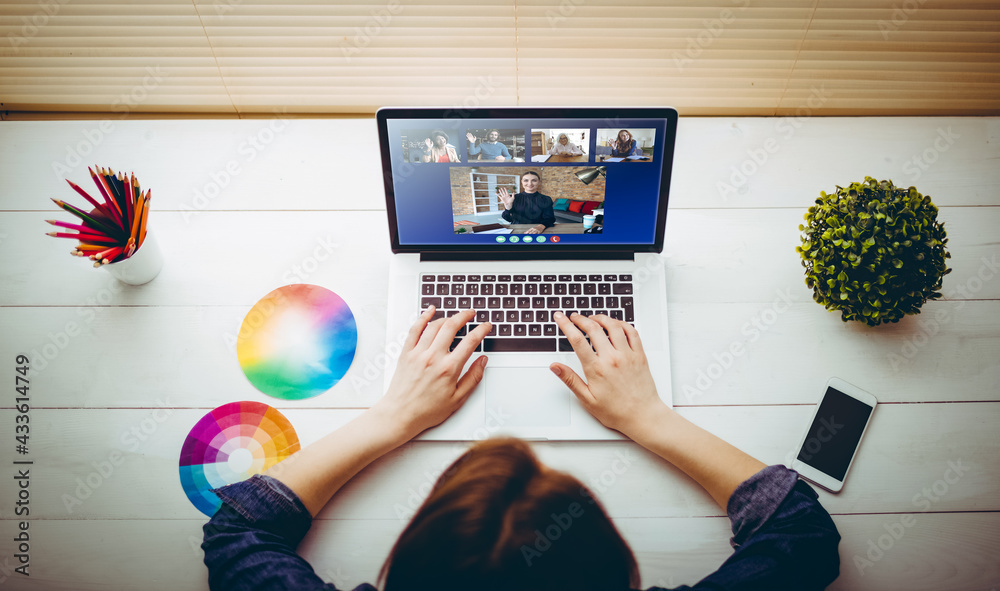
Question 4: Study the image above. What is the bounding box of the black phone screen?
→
[796,387,873,481]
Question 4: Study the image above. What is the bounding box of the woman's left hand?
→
[373,308,491,439]
[524,224,544,234]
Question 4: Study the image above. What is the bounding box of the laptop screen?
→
[377,108,677,254]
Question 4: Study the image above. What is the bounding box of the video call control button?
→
[495,236,506,243]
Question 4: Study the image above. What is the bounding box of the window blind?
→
[1,0,997,117]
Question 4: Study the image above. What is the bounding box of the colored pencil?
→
[126,193,145,257]
[120,172,132,224]
[65,180,116,221]
[137,190,151,247]
[88,167,124,228]
[50,168,153,269]
[47,231,119,242]
[73,243,110,253]
[46,219,108,234]
[99,167,126,225]
[50,199,122,237]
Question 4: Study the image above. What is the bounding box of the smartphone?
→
[791,378,877,493]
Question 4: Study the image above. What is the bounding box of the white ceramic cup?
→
[582,214,596,229]
[102,232,163,285]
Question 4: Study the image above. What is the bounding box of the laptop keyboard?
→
[419,274,634,352]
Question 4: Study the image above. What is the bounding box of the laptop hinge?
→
[420,251,635,262]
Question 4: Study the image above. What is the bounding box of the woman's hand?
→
[497,187,514,209]
[374,307,491,440]
[608,138,618,150]
[524,224,544,234]
[549,312,667,438]
[424,138,433,150]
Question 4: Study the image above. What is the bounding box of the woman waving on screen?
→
[497,171,555,235]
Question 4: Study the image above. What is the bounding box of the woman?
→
[203,310,841,591]
[421,129,460,163]
[549,132,584,156]
[609,129,639,157]
[497,171,555,234]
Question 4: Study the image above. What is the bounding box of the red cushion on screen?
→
[581,201,600,215]
[567,200,584,213]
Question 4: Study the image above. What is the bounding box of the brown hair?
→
[380,438,639,591]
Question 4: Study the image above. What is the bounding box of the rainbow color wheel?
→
[179,401,301,516]
[237,284,358,400]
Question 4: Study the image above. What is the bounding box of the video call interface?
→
[384,117,669,246]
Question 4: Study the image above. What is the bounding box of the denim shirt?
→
[202,465,840,590]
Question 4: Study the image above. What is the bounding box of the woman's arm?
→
[550,312,841,589]
[549,312,764,510]
[263,308,491,517]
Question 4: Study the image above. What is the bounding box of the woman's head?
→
[381,438,639,591]
[430,130,449,147]
[617,129,632,144]
[521,171,541,193]
[557,133,569,145]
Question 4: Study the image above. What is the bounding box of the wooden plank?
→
[1,118,997,213]
[0,119,385,212]
[1,206,995,306]
[2,404,995,521]
[671,117,1000,209]
[0,211,392,307]
[669,300,1000,405]
[2,299,997,408]
[0,513,996,590]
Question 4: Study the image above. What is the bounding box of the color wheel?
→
[179,401,300,517]
[237,284,358,400]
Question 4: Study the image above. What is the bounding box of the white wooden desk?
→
[1,117,998,590]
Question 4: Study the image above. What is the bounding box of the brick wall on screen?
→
[450,168,474,215]
[536,167,605,202]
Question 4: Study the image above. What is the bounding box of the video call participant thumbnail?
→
[467,129,511,161]
[422,129,461,163]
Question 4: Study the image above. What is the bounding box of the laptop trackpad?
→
[483,367,571,427]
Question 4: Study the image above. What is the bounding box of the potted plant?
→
[797,177,951,326]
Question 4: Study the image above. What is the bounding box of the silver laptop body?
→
[377,107,677,440]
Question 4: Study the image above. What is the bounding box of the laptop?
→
[377,107,677,440]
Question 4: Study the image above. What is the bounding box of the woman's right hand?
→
[497,187,514,209]
[549,312,668,438]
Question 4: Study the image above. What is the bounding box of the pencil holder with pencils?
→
[48,167,163,285]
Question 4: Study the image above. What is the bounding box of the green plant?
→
[797,177,951,326]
